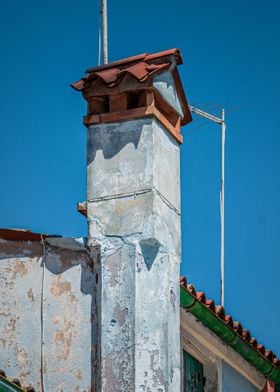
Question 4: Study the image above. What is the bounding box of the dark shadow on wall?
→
[87,122,143,163]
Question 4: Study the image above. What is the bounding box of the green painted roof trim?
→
[0,376,24,392]
[180,287,280,383]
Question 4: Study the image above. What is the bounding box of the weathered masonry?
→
[1,48,280,392]
[0,229,95,391]
[72,48,192,391]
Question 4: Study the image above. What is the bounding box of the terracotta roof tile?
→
[205,299,216,312]
[72,48,192,126]
[85,48,182,74]
[187,284,196,295]
[224,314,234,327]
[250,337,258,348]
[233,321,244,335]
[196,291,206,303]
[180,276,280,373]
[73,61,171,91]
[83,61,171,89]
[242,329,252,342]
[273,358,280,367]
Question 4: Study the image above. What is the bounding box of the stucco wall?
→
[0,237,95,392]
[86,117,182,391]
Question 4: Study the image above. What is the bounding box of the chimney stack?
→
[72,48,192,391]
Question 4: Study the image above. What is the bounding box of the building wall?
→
[222,361,259,392]
[86,117,182,391]
[0,237,95,392]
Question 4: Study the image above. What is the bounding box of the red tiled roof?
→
[71,48,191,126]
[85,48,183,74]
[72,49,182,91]
[180,276,280,369]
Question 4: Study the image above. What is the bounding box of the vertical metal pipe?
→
[101,0,108,64]
[220,109,226,307]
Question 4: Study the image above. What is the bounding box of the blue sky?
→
[1,0,280,355]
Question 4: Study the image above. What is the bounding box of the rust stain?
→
[52,319,74,361]
[71,293,78,304]
[0,338,6,348]
[50,275,71,297]
[12,261,28,278]
[16,347,29,383]
[27,288,35,302]
[1,318,17,348]
[75,369,83,381]
[52,316,59,326]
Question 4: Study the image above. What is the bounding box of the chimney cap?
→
[72,48,191,126]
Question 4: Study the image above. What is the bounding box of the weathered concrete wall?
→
[87,117,181,391]
[0,238,95,392]
[222,361,259,392]
[153,70,184,118]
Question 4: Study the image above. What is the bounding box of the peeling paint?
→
[87,116,181,391]
[0,241,94,391]
[12,261,28,278]
[50,275,71,297]
[27,288,34,302]
[16,346,29,383]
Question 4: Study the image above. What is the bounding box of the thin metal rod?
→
[98,10,101,66]
[220,109,226,307]
[189,105,226,306]
[101,0,108,64]
[189,105,223,124]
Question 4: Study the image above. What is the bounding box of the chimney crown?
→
[72,48,192,144]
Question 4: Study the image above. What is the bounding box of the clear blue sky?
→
[1,0,279,356]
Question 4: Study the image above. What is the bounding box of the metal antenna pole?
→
[101,0,108,64]
[189,105,226,306]
[220,109,226,307]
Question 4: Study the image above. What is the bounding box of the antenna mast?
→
[220,109,226,307]
[189,106,226,307]
[100,0,108,64]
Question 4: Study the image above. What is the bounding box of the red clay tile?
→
[187,284,196,295]
[205,299,216,312]
[242,329,251,342]
[72,48,192,126]
[196,291,206,303]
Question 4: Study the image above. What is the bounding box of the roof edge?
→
[0,228,60,242]
[180,283,280,383]
[85,48,182,74]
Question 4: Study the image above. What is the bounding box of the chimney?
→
[72,48,192,391]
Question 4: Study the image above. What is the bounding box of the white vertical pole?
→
[189,105,226,306]
[101,0,108,64]
[220,109,226,307]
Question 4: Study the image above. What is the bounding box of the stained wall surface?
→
[0,237,95,392]
[86,117,182,391]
